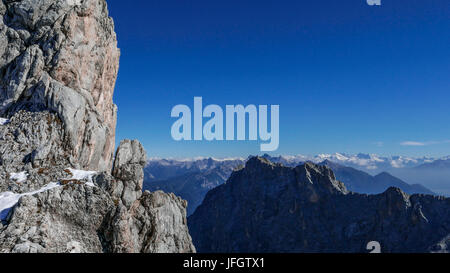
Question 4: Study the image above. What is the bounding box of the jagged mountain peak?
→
[295,161,348,195]
[188,158,449,253]
[222,156,348,197]
[245,156,276,168]
[383,186,411,203]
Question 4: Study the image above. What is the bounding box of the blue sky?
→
[107,0,450,158]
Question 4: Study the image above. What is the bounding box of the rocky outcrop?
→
[0,111,69,193]
[429,235,450,253]
[0,0,195,253]
[188,157,450,253]
[0,183,114,253]
[112,139,146,208]
[0,140,195,253]
[0,0,119,171]
[100,190,195,253]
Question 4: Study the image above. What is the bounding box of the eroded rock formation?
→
[0,140,195,253]
[0,0,195,253]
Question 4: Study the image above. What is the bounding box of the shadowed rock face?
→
[0,0,195,253]
[0,0,119,171]
[188,157,450,253]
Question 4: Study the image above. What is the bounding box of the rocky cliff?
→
[188,157,450,253]
[0,0,118,171]
[0,0,195,253]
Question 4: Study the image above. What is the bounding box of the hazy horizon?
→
[146,152,449,161]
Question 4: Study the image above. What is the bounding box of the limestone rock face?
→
[0,0,195,253]
[112,140,146,208]
[0,183,114,253]
[0,0,119,171]
[0,140,196,253]
[0,111,69,193]
[101,190,196,253]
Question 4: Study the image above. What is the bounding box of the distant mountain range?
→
[188,157,450,253]
[148,153,450,174]
[144,157,243,182]
[255,153,445,174]
[143,158,243,215]
[414,158,450,170]
[144,154,440,215]
[143,165,239,216]
[320,160,434,195]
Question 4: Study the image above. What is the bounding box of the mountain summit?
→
[188,156,450,253]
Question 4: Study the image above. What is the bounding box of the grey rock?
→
[0,111,70,193]
[0,183,114,253]
[101,190,195,253]
[0,0,195,253]
[188,156,450,253]
[112,139,146,208]
[429,235,450,253]
[0,144,195,253]
[113,139,146,181]
[0,0,119,172]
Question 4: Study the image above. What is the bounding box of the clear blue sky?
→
[107,0,450,158]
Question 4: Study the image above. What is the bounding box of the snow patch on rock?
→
[66,0,82,7]
[0,182,60,221]
[9,171,28,183]
[1,169,97,221]
[66,168,97,186]
[0,118,9,125]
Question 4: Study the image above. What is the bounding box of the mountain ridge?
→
[143,156,436,216]
[188,156,450,253]
[148,152,446,172]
